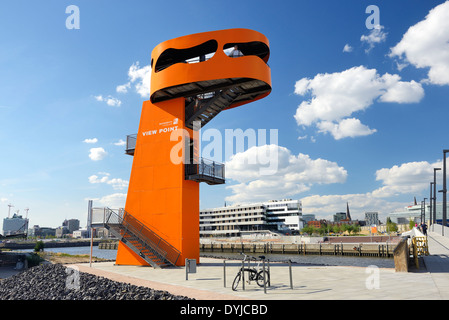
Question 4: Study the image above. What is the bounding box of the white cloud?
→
[116,82,131,94]
[390,1,449,85]
[83,138,98,144]
[88,147,107,161]
[301,159,442,221]
[89,172,128,190]
[93,193,127,208]
[361,26,387,52]
[225,145,347,204]
[343,44,353,53]
[89,174,108,184]
[294,66,424,139]
[317,118,377,140]
[117,62,151,98]
[94,95,122,107]
[224,146,442,220]
[372,160,442,198]
[378,77,424,103]
[114,139,126,146]
[301,193,406,221]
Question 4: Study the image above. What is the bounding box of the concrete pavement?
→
[422,230,449,298]
[3,230,448,301]
[71,232,449,300]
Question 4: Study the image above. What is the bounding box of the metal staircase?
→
[102,208,181,268]
[185,87,242,129]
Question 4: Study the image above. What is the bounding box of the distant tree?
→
[300,225,314,235]
[386,218,398,233]
[332,225,342,234]
[34,240,44,252]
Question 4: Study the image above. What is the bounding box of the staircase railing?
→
[104,208,181,267]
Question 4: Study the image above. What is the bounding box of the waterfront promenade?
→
[422,229,449,297]
[68,229,449,300]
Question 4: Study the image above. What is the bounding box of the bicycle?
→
[231,253,270,291]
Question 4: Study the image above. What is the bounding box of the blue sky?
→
[1,0,448,229]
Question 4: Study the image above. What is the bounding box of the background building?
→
[73,228,88,238]
[333,212,346,222]
[200,199,303,237]
[301,214,316,225]
[365,212,379,226]
[388,202,449,224]
[265,199,303,233]
[62,219,80,233]
[2,213,29,236]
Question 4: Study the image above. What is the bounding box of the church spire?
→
[346,202,352,221]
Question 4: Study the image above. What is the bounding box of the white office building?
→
[199,199,303,237]
[388,202,449,224]
[264,199,303,233]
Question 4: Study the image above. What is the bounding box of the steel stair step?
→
[103,210,179,268]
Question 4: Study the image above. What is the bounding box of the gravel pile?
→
[0,264,193,300]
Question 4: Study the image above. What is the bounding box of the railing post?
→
[267,259,271,286]
[223,260,226,287]
[263,258,267,294]
[241,259,245,290]
[289,259,293,289]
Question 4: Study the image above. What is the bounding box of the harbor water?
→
[21,246,394,268]
[20,246,118,261]
[203,252,395,268]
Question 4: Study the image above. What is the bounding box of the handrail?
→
[105,208,181,265]
[186,157,225,180]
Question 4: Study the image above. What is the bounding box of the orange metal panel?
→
[150,28,271,110]
[117,98,199,266]
[117,28,271,267]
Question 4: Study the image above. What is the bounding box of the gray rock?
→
[0,264,193,300]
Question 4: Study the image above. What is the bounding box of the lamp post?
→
[434,168,441,232]
[439,150,448,236]
[422,198,427,225]
[430,182,434,226]
[443,150,449,235]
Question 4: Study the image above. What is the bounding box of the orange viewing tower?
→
[109,28,271,267]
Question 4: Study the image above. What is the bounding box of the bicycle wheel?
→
[246,269,258,282]
[256,270,270,287]
[232,271,242,291]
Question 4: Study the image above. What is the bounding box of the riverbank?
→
[36,251,111,264]
[0,239,99,250]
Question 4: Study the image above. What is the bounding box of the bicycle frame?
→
[232,252,270,291]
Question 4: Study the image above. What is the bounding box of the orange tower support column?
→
[115,97,199,266]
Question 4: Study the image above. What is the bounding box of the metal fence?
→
[186,157,225,180]
[126,134,137,153]
[91,207,124,227]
